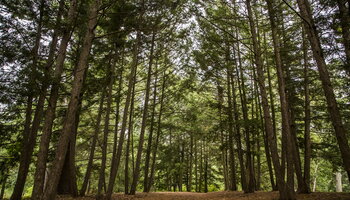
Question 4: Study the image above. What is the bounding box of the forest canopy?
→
[0,0,350,200]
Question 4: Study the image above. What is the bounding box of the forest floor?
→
[57,191,350,200]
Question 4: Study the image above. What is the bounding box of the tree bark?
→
[302,25,312,193]
[106,29,141,200]
[246,0,292,199]
[143,34,158,192]
[41,1,100,199]
[147,72,166,192]
[265,0,296,198]
[297,0,350,181]
[11,1,45,199]
[125,68,137,194]
[32,1,78,198]
[217,83,229,191]
[97,58,115,199]
[225,63,237,191]
[129,30,156,195]
[80,91,105,196]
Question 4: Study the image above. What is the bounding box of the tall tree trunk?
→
[280,15,309,193]
[129,30,156,195]
[41,1,100,199]
[246,0,292,199]
[231,55,247,192]
[302,25,312,193]
[262,33,278,191]
[188,135,193,192]
[125,68,137,194]
[204,142,208,193]
[266,0,296,198]
[297,0,350,181]
[106,30,141,200]
[97,59,115,199]
[144,50,158,192]
[225,63,237,191]
[217,83,229,191]
[108,61,124,194]
[147,73,166,192]
[111,63,124,171]
[235,43,249,192]
[80,91,105,196]
[11,1,45,199]
[194,138,198,192]
[32,0,78,198]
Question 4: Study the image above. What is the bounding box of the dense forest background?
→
[0,0,350,199]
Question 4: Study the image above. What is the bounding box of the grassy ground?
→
[57,191,350,200]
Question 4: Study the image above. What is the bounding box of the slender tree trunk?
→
[125,69,137,194]
[129,30,156,195]
[204,143,208,193]
[217,84,229,191]
[179,141,184,192]
[41,1,100,199]
[263,33,278,191]
[266,0,296,198]
[108,61,124,194]
[32,1,78,197]
[144,48,158,192]
[111,63,124,167]
[147,73,166,192]
[235,43,249,192]
[80,91,105,196]
[302,25,312,193]
[312,162,319,192]
[11,1,45,199]
[225,64,237,191]
[188,135,193,192]
[106,30,141,200]
[246,0,292,199]
[199,141,203,192]
[195,139,198,192]
[297,0,350,181]
[231,60,246,192]
[97,59,115,199]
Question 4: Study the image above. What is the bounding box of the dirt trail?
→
[57,191,350,200]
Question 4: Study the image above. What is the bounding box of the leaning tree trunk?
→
[124,71,136,194]
[11,1,45,199]
[80,91,105,196]
[32,0,78,198]
[144,54,159,192]
[245,0,292,199]
[106,30,141,200]
[232,43,248,192]
[265,0,296,198]
[297,0,350,181]
[129,29,156,195]
[41,1,100,199]
[147,71,167,192]
[97,58,115,199]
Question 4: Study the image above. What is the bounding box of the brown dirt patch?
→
[57,191,350,200]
